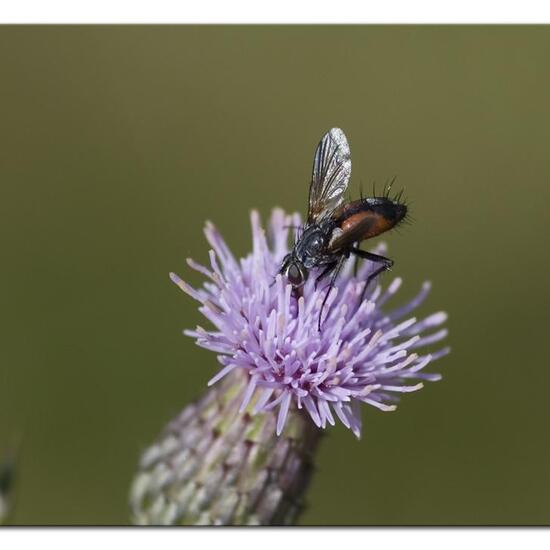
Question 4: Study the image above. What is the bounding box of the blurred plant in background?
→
[130,209,449,525]
[0,452,16,526]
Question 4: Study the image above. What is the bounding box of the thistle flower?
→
[172,208,449,438]
[130,208,449,525]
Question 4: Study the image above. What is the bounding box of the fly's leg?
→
[272,255,290,288]
[350,248,394,303]
[317,258,345,331]
[314,262,337,290]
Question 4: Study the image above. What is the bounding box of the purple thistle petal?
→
[404,312,448,336]
[332,401,352,429]
[186,258,214,280]
[380,383,424,393]
[412,329,449,349]
[302,395,322,427]
[253,388,274,414]
[429,346,451,361]
[239,375,258,412]
[207,364,237,386]
[276,391,292,435]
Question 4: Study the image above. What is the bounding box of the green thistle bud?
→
[130,371,322,525]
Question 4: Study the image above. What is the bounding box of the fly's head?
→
[280,252,308,288]
[279,224,331,287]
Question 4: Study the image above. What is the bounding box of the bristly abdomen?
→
[334,197,408,240]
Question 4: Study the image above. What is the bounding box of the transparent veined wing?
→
[307,128,352,223]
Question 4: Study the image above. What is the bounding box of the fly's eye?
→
[287,264,304,287]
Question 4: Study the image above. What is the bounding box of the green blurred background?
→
[0,25,549,525]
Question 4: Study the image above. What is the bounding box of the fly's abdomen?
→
[336,198,407,240]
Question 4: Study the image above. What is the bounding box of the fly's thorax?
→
[281,220,337,285]
[294,222,335,268]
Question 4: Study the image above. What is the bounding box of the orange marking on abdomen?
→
[340,211,394,239]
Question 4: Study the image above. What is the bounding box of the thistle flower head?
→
[171,208,449,438]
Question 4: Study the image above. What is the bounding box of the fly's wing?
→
[307,128,352,224]
[328,215,377,252]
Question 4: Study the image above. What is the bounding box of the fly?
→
[280,128,408,329]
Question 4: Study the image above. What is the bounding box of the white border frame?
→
[1,528,550,550]
[1,0,550,24]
